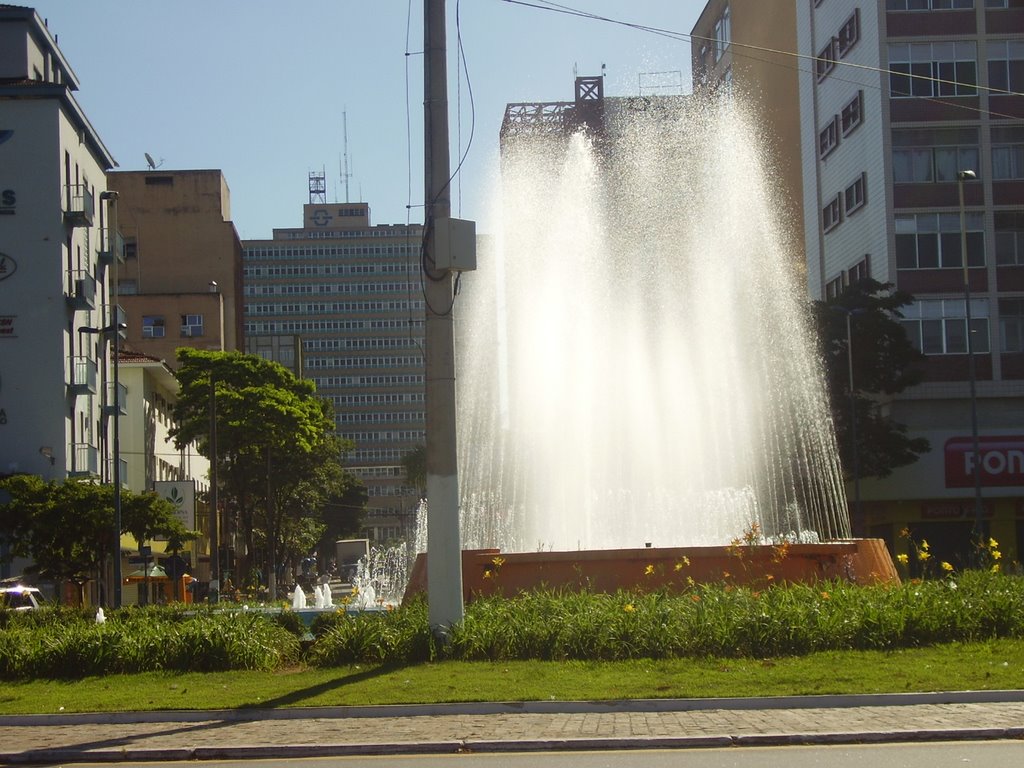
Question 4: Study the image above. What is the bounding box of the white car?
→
[0,585,44,610]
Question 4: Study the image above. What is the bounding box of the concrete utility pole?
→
[423,0,464,635]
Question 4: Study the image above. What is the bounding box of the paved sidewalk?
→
[4,691,1024,763]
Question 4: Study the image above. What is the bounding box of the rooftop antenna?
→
[144,153,164,170]
[341,109,353,203]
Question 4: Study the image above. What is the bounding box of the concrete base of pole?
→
[426,472,464,635]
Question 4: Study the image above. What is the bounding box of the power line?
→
[498,0,1024,121]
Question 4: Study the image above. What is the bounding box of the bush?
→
[2,572,1023,676]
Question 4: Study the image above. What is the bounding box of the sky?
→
[27,0,712,239]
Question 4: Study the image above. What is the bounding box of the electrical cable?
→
[498,0,1024,121]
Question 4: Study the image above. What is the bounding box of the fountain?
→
[405,90,897,602]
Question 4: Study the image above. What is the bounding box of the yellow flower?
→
[674,556,690,571]
[917,550,931,562]
[722,570,731,579]
[989,538,999,549]
[993,550,1003,560]
[820,591,830,600]
[482,569,493,579]
[991,563,1002,573]
[491,556,505,567]
[690,594,701,602]
[766,574,775,581]
[623,603,635,613]
[920,539,930,551]
[644,564,655,576]
[896,554,909,565]
[941,561,954,572]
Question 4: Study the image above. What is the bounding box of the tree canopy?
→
[0,475,193,604]
[170,349,363,596]
[813,279,930,480]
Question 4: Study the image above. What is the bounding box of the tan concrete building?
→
[106,170,244,365]
[690,0,806,275]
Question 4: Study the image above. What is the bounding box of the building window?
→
[841,91,864,136]
[823,194,842,233]
[180,314,204,338]
[844,173,868,215]
[1000,298,1024,353]
[848,256,871,285]
[837,10,860,58]
[992,125,1024,180]
[988,40,1024,93]
[895,212,985,269]
[887,0,974,8]
[892,128,979,183]
[818,117,840,158]
[142,315,165,338]
[995,211,1024,265]
[124,238,137,259]
[817,38,838,82]
[713,6,731,62]
[118,280,137,295]
[901,299,990,355]
[889,42,977,97]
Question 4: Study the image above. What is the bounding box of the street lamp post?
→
[844,309,862,522]
[957,169,984,543]
[82,190,123,608]
[79,319,126,608]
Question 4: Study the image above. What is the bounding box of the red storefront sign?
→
[944,436,1024,488]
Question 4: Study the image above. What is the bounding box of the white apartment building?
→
[796,0,1024,565]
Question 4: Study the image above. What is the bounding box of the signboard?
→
[944,436,1024,488]
[0,315,16,338]
[154,480,196,530]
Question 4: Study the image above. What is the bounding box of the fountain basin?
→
[404,539,898,604]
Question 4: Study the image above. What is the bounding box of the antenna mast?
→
[342,110,353,203]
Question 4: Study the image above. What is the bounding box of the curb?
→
[4,689,1024,727]
[4,728,1024,764]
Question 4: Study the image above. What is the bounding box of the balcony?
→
[68,356,97,396]
[69,443,99,477]
[65,270,96,310]
[98,228,125,266]
[106,456,129,486]
[104,380,127,415]
[64,184,94,227]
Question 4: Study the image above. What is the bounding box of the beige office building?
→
[106,170,244,364]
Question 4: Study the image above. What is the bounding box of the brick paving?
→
[3,696,1024,763]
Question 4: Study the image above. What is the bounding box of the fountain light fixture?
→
[957,168,984,545]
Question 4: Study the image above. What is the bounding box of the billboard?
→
[944,436,1024,488]
[154,480,196,530]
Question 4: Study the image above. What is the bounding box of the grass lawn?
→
[2,638,1023,715]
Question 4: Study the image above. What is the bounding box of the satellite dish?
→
[145,153,156,169]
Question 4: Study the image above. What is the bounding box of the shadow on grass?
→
[238,663,409,709]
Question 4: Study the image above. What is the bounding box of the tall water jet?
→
[453,92,850,553]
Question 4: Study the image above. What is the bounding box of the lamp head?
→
[958,169,977,181]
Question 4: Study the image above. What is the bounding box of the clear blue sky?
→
[29,1,711,238]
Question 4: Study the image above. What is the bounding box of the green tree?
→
[813,279,930,480]
[402,445,427,497]
[171,349,359,598]
[0,476,194,605]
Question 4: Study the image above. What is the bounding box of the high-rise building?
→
[242,181,425,543]
[0,5,117,489]
[106,169,245,363]
[693,0,1024,566]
